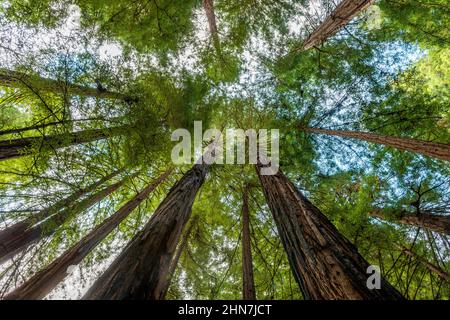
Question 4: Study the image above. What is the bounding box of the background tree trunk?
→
[301,0,375,50]
[4,170,171,300]
[370,210,450,236]
[0,68,126,100]
[256,165,404,300]
[0,170,121,248]
[0,127,124,161]
[302,127,450,162]
[399,246,450,282]
[242,186,256,300]
[0,172,133,265]
[203,0,222,57]
[83,164,209,300]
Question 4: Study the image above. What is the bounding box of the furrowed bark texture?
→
[302,0,375,50]
[4,170,171,300]
[256,165,404,300]
[83,164,209,300]
[0,172,131,265]
[303,127,450,162]
[370,210,450,236]
[0,127,124,161]
[242,187,256,300]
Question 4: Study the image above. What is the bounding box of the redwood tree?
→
[302,127,450,162]
[83,164,209,300]
[0,172,133,265]
[256,164,404,300]
[242,186,256,300]
[4,169,171,300]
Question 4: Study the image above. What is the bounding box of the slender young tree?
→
[0,68,126,100]
[159,215,197,299]
[301,127,450,162]
[0,126,125,161]
[0,171,134,265]
[299,0,375,51]
[203,0,222,57]
[4,170,171,300]
[255,164,404,300]
[242,186,256,300]
[370,210,450,236]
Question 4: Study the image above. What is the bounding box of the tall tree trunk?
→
[0,170,121,255]
[4,170,171,300]
[83,164,209,300]
[203,0,222,57]
[0,126,124,162]
[300,0,375,51]
[242,186,256,300]
[0,172,133,265]
[255,165,404,300]
[159,216,196,300]
[399,246,450,283]
[370,210,450,236]
[302,127,450,162]
[0,68,126,100]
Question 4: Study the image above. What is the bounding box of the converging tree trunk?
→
[370,210,450,236]
[4,170,171,300]
[242,186,256,300]
[256,165,404,300]
[399,246,450,283]
[0,172,133,265]
[83,164,209,300]
[300,0,375,51]
[302,127,450,162]
[159,216,197,299]
[0,127,125,162]
[0,69,126,100]
[203,0,222,57]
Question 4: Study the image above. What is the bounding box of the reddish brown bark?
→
[303,127,450,162]
[256,165,403,300]
[0,68,126,100]
[242,187,256,300]
[83,164,209,300]
[4,170,171,300]
[370,210,450,236]
[0,172,132,265]
[301,0,375,51]
[0,127,124,162]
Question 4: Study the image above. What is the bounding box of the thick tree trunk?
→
[203,0,222,57]
[301,0,375,50]
[4,170,171,300]
[256,165,403,300]
[83,164,209,300]
[0,69,126,100]
[242,187,256,300]
[370,210,450,236]
[302,127,450,162]
[399,246,450,283]
[0,127,124,162]
[0,172,132,265]
[159,216,196,299]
